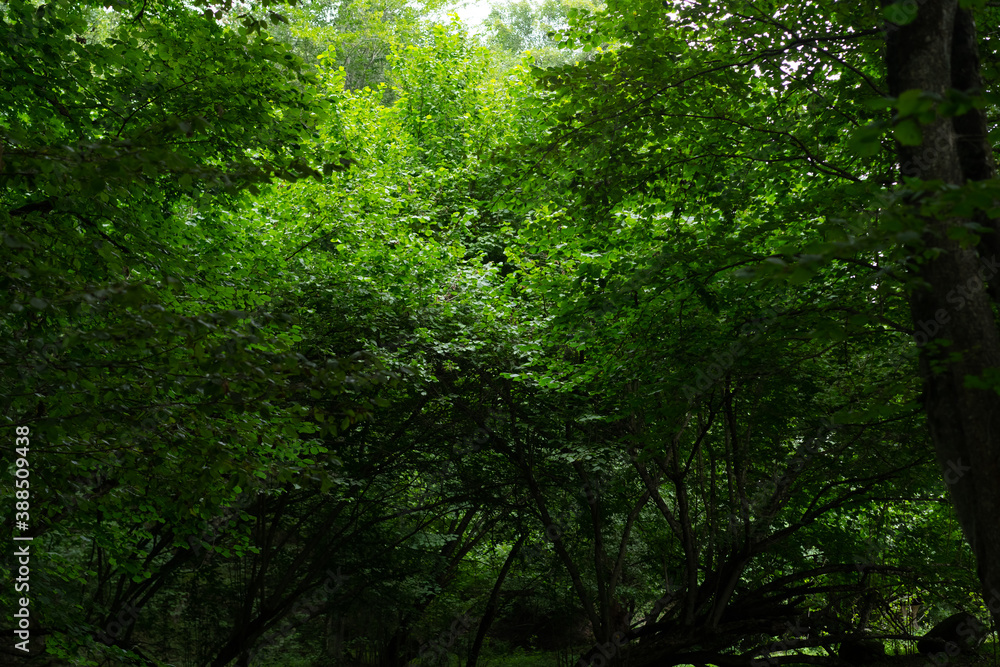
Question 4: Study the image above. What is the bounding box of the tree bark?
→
[466,534,524,667]
[885,0,1000,629]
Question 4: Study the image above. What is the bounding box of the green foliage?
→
[0,0,393,662]
[390,20,498,163]
[3,0,996,664]
[483,0,603,67]
[269,0,451,90]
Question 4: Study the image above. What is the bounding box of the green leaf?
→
[849,123,884,157]
[896,89,923,117]
[893,118,923,146]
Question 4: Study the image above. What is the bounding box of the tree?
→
[483,0,602,68]
[0,0,389,662]
[267,0,450,90]
[2,8,544,663]
[883,0,1000,633]
[493,0,1000,659]
[488,163,963,664]
[6,0,999,663]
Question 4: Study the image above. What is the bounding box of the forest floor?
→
[775,651,999,667]
[869,656,999,666]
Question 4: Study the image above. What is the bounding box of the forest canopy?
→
[2,0,1000,666]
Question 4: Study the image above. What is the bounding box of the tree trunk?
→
[466,534,524,667]
[885,0,1000,629]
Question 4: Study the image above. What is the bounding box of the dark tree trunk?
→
[466,534,524,667]
[884,0,1000,629]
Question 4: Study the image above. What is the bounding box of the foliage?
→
[268,0,451,90]
[483,0,603,68]
[3,0,998,665]
[0,0,388,663]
